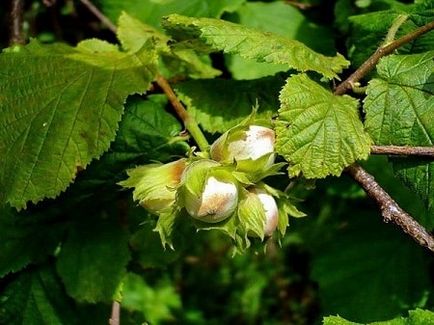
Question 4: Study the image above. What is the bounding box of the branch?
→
[109,301,120,325]
[334,20,434,95]
[10,0,25,45]
[155,75,210,152]
[79,0,117,33]
[284,0,313,10]
[346,164,434,252]
[371,145,434,157]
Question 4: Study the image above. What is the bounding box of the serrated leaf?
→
[56,213,131,303]
[323,308,434,325]
[0,208,65,278]
[311,213,431,323]
[276,74,371,178]
[364,51,434,211]
[174,75,285,133]
[226,1,335,79]
[0,266,76,325]
[0,39,158,209]
[122,273,181,324]
[101,0,245,30]
[162,14,349,79]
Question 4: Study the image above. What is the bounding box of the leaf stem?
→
[371,145,434,157]
[155,75,210,152]
[346,164,434,253]
[383,14,409,45]
[10,0,25,45]
[334,19,434,95]
[109,301,120,325]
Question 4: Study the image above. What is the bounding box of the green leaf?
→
[276,74,372,178]
[56,213,131,303]
[0,208,65,278]
[52,95,189,204]
[0,266,76,325]
[117,12,220,79]
[364,51,434,211]
[0,39,158,209]
[225,1,335,79]
[101,0,245,30]
[122,273,181,324]
[323,308,434,325]
[174,75,285,133]
[130,221,180,269]
[162,14,349,79]
[311,213,431,323]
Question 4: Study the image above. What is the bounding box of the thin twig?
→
[155,75,210,152]
[334,20,434,95]
[109,301,120,325]
[371,145,434,157]
[284,0,313,10]
[79,0,117,33]
[346,164,434,252]
[10,0,25,45]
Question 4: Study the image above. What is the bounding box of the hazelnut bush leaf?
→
[162,14,350,79]
[275,74,372,178]
[364,51,434,212]
[56,213,131,303]
[0,39,157,209]
[174,74,285,133]
[225,1,335,80]
[322,308,434,325]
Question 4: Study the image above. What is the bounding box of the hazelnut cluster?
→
[120,120,297,247]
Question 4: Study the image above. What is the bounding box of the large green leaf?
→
[174,74,285,133]
[364,51,434,211]
[0,208,65,278]
[311,213,431,323]
[323,308,434,325]
[276,74,371,178]
[64,95,188,203]
[0,39,157,209]
[100,0,245,30]
[56,212,131,303]
[162,14,349,79]
[0,266,76,325]
[226,1,335,79]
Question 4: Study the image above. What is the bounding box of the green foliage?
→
[0,266,76,324]
[323,308,434,325]
[0,39,157,209]
[162,14,349,79]
[276,74,372,178]
[364,51,434,211]
[174,75,285,133]
[122,273,181,324]
[1,1,434,324]
[0,208,64,278]
[346,2,434,67]
[56,213,131,303]
[100,0,245,30]
[311,211,430,323]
